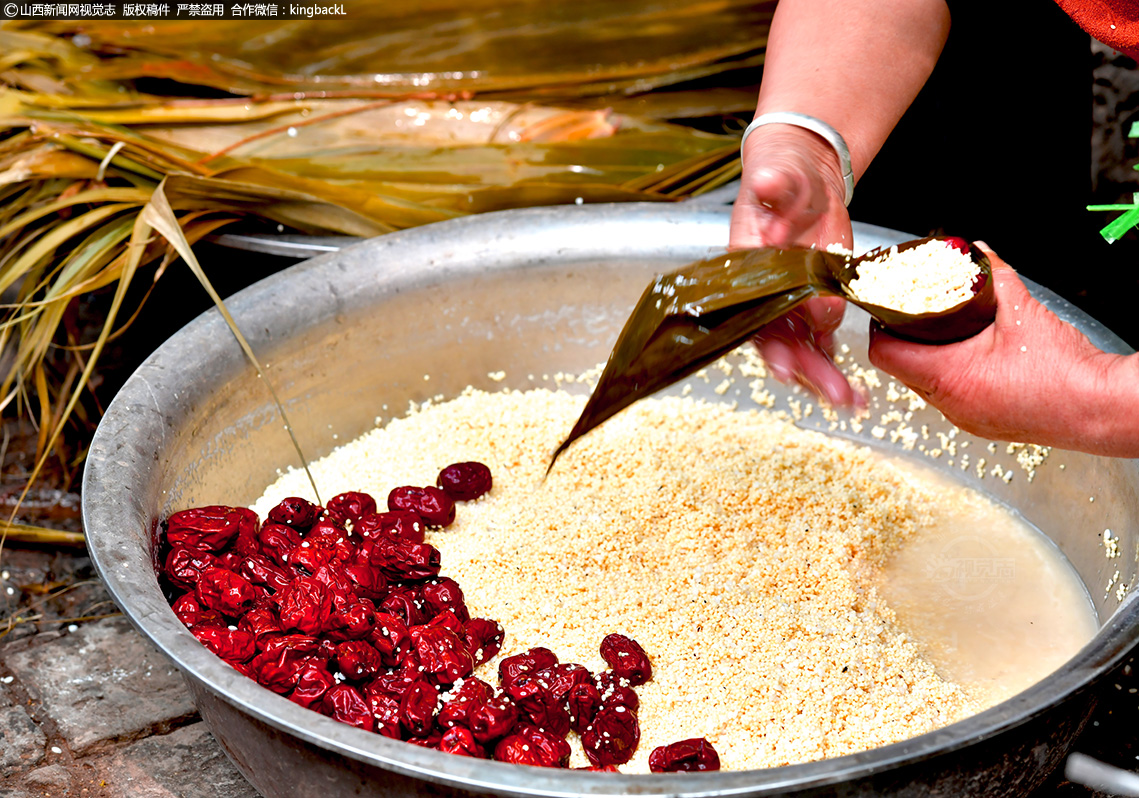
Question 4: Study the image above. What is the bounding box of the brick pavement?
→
[0,617,258,798]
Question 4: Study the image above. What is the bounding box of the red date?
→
[324,491,377,526]
[276,576,334,635]
[191,624,257,663]
[388,486,455,528]
[289,661,336,709]
[437,677,492,729]
[195,567,257,617]
[409,625,474,684]
[399,677,439,738]
[421,578,470,624]
[323,683,374,732]
[648,738,721,772]
[582,705,640,767]
[167,506,258,553]
[499,647,558,686]
[440,726,484,758]
[470,694,519,744]
[355,511,425,545]
[267,497,319,531]
[436,462,492,502]
[600,633,652,686]
[462,618,504,667]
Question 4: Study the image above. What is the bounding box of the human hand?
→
[868,244,1137,456]
[729,123,859,407]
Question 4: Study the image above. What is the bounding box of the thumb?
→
[867,323,947,399]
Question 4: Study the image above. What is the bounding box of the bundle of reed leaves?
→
[0,3,774,545]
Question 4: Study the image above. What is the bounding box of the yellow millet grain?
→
[847,240,980,314]
[253,388,980,772]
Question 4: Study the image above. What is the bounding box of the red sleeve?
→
[1053,0,1139,59]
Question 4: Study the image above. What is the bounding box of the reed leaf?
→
[0,520,85,546]
[1,199,149,560]
[16,1,774,97]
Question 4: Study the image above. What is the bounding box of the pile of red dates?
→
[162,460,718,771]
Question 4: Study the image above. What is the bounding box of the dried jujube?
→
[336,640,385,681]
[582,705,640,767]
[408,625,474,684]
[421,578,469,623]
[323,683,374,732]
[648,738,721,773]
[499,647,558,686]
[566,682,602,734]
[400,678,439,737]
[288,541,334,575]
[379,586,427,627]
[355,511,425,545]
[171,593,215,628]
[237,600,283,645]
[238,554,292,593]
[311,561,355,599]
[290,661,336,709]
[536,662,592,703]
[600,633,652,686]
[437,677,493,729]
[405,730,444,749]
[437,462,492,501]
[276,576,335,635]
[326,599,376,642]
[368,612,411,666]
[363,680,404,739]
[267,497,319,531]
[196,567,257,617]
[372,540,442,582]
[258,522,301,568]
[167,505,258,553]
[595,671,640,712]
[252,635,325,694]
[515,723,571,768]
[504,675,570,737]
[470,694,520,744]
[164,547,215,590]
[462,618,504,666]
[440,726,485,758]
[305,519,358,562]
[388,486,456,528]
[493,734,547,767]
[191,625,257,663]
[324,491,378,525]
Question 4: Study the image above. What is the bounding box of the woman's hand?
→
[869,244,1139,457]
[730,123,860,407]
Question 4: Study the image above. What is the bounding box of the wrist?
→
[741,123,848,211]
[1072,352,1139,457]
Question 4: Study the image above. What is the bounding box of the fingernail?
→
[769,362,793,383]
[973,240,991,251]
[824,384,847,407]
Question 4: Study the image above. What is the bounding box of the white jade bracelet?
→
[740,112,855,207]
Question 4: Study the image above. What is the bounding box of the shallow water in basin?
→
[873,461,1098,708]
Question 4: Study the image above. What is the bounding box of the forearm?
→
[753,0,950,182]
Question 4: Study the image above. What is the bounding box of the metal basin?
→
[82,204,1139,797]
